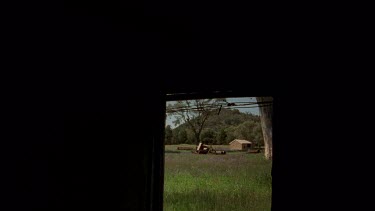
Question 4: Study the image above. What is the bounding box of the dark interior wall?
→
[61,92,165,210]
[64,113,150,210]
[13,87,165,211]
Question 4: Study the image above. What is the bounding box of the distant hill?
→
[165,108,263,146]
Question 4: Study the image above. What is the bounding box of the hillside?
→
[165,108,263,145]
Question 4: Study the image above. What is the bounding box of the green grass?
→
[164,145,272,211]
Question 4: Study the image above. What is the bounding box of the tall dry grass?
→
[164,145,272,211]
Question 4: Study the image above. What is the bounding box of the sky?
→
[165,97,259,128]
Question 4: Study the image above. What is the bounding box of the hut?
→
[229,139,252,151]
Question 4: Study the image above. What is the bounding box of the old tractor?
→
[192,142,226,155]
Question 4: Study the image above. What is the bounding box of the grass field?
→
[164,144,272,211]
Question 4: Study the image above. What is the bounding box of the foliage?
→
[215,129,227,145]
[200,129,216,144]
[167,99,225,144]
[164,125,173,145]
[177,129,188,144]
[166,107,263,146]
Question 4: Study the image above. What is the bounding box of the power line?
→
[166,103,272,113]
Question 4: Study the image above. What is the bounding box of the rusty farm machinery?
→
[192,142,226,155]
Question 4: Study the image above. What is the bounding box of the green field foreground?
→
[164,145,272,211]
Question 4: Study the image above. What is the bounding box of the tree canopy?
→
[165,107,263,146]
[166,99,224,144]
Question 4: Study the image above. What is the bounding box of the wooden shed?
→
[229,139,252,151]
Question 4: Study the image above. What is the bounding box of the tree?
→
[216,129,227,145]
[234,120,256,141]
[252,124,263,148]
[167,99,224,144]
[177,129,188,144]
[224,126,236,144]
[256,97,273,160]
[201,129,216,144]
[164,125,173,145]
[186,130,195,144]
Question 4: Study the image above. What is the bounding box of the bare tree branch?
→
[167,99,223,144]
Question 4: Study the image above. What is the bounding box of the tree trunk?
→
[256,97,273,160]
[194,133,200,144]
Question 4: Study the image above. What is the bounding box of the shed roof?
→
[229,139,252,144]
